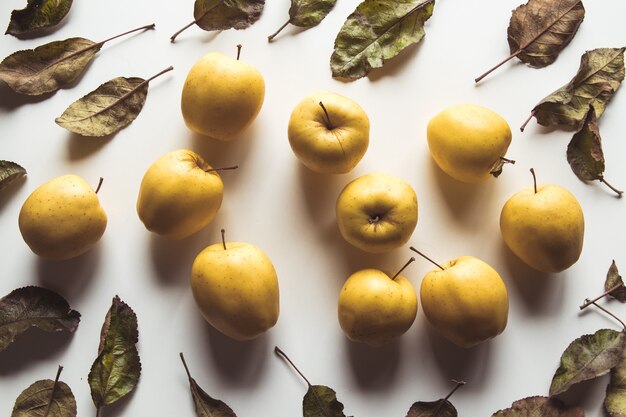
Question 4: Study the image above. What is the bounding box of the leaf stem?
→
[268,19,291,42]
[170,20,196,43]
[205,165,239,173]
[95,177,104,194]
[587,300,626,329]
[599,176,624,198]
[221,229,227,250]
[392,257,415,280]
[274,346,312,387]
[580,283,625,310]
[530,168,537,194]
[410,247,445,271]
[145,66,174,84]
[97,23,155,47]
[179,352,193,381]
[474,50,522,83]
[520,111,535,132]
[96,407,101,417]
[443,380,466,402]
[43,365,63,417]
[318,101,334,129]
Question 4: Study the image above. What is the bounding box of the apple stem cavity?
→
[44,365,64,417]
[318,101,334,129]
[580,283,625,310]
[530,168,537,194]
[274,346,313,387]
[410,247,444,271]
[220,229,227,250]
[95,177,104,194]
[584,300,626,330]
[474,50,522,83]
[268,19,291,42]
[236,44,242,60]
[392,257,416,280]
[599,176,624,198]
[205,165,239,173]
[520,111,535,132]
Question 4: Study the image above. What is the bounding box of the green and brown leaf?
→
[492,396,584,417]
[304,385,347,417]
[0,161,26,191]
[268,0,337,41]
[6,0,73,37]
[606,261,626,302]
[11,366,76,417]
[605,342,626,417]
[406,399,457,417]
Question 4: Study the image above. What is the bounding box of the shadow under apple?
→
[344,337,401,391]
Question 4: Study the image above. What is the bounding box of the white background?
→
[1,0,625,416]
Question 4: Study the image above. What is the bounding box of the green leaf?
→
[605,342,626,417]
[194,0,264,30]
[0,286,80,353]
[606,261,626,302]
[0,160,26,191]
[330,0,435,80]
[88,296,141,413]
[550,329,626,396]
[6,0,73,37]
[406,400,456,417]
[268,0,337,41]
[522,47,625,130]
[180,353,237,417]
[55,66,173,137]
[303,385,346,417]
[11,366,76,417]
[491,396,584,417]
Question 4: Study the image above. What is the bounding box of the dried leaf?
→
[330,0,435,80]
[550,329,626,396]
[6,0,73,37]
[567,106,604,181]
[303,385,346,417]
[0,23,154,96]
[523,47,625,130]
[11,366,77,417]
[55,66,172,137]
[406,400,457,417]
[0,160,26,191]
[605,342,626,417]
[492,396,584,417]
[194,0,264,30]
[606,261,626,302]
[0,286,80,353]
[180,353,237,417]
[88,296,141,413]
[268,0,337,41]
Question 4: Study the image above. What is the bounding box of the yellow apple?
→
[136,149,229,240]
[18,174,107,260]
[336,173,418,253]
[287,91,369,174]
[181,47,265,141]
[427,104,513,182]
[500,170,584,273]
[338,259,418,346]
[191,232,279,341]
[416,250,509,348]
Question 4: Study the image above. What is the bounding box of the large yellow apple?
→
[338,261,417,346]
[500,173,584,273]
[136,149,226,240]
[418,253,509,348]
[181,48,265,141]
[287,91,369,174]
[427,104,513,182]
[336,173,417,253]
[18,174,107,260]
[191,234,279,341]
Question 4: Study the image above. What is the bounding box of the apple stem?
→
[274,346,312,387]
[520,111,535,132]
[318,101,334,129]
[220,229,227,250]
[268,19,291,42]
[392,257,416,280]
[205,165,239,173]
[43,365,64,417]
[95,177,104,194]
[580,283,624,310]
[410,247,444,271]
[179,352,194,381]
[499,156,516,165]
[585,300,626,330]
[474,50,522,83]
[236,44,242,60]
[599,176,624,198]
[530,168,537,194]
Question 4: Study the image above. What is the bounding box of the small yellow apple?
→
[336,173,418,253]
[427,104,513,182]
[288,91,369,174]
[181,46,265,141]
[18,174,107,260]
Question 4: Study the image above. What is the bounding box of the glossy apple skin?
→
[288,91,370,174]
[500,184,584,273]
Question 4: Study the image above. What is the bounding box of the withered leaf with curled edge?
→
[304,385,347,417]
[406,400,456,417]
[55,66,173,137]
[606,261,626,302]
[11,367,77,417]
[550,329,626,396]
[491,396,584,417]
[331,0,435,80]
[0,286,80,353]
[605,341,626,417]
[268,0,337,41]
[524,47,625,130]
[0,160,26,191]
[88,296,141,414]
[194,0,264,31]
[6,0,73,37]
